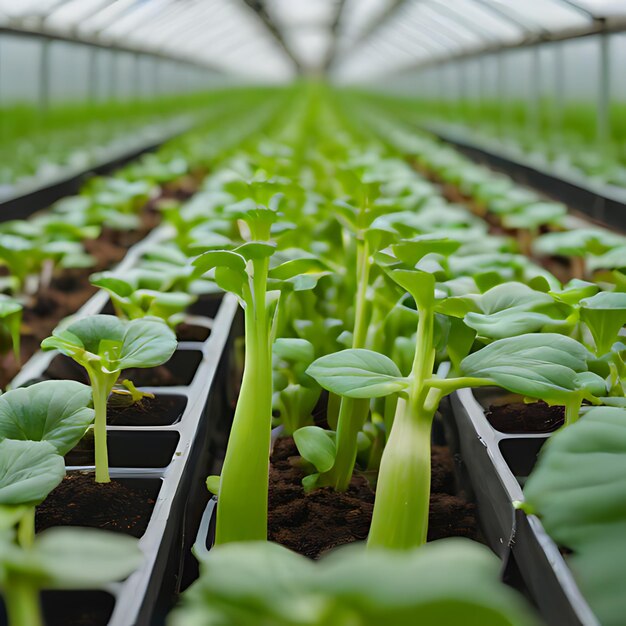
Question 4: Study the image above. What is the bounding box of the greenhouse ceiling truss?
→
[0,1,625,88]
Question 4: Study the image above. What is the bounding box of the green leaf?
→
[464,283,573,340]
[206,475,220,496]
[32,527,143,587]
[90,274,134,298]
[580,291,626,355]
[116,318,178,370]
[42,315,177,374]
[293,426,336,473]
[192,250,247,275]
[235,241,276,261]
[461,334,594,403]
[392,236,461,266]
[387,269,435,309]
[0,381,94,456]
[269,257,329,281]
[171,540,537,625]
[0,440,65,506]
[523,407,626,626]
[307,349,408,399]
[273,338,315,364]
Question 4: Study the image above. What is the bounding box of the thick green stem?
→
[90,373,116,484]
[4,576,43,626]
[368,399,434,549]
[215,258,272,544]
[322,397,370,491]
[368,306,437,549]
[352,237,371,348]
[323,237,372,491]
[326,392,341,430]
[564,395,583,427]
[17,508,35,549]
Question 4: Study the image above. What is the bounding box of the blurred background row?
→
[1,0,626,190]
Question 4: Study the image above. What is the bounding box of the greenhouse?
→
[0,1,625,625]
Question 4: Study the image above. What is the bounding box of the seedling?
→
[307,238,603,549]
[193,191,327,544]
[0,439,140,626]
[41,315,177,483]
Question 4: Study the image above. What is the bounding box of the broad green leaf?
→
[0,440,64,506]
[293,426,336,473]
[171,540,536,626]
[387,269,435,309]
[273,338,315,364]
[116,318,178,370]
[580,291,626,355]
[269,256,329,281]
[235,241,276,261]
[461,334,594,403]
[533,228,625,258]
[0,381,94,456]
[90,275,134,298]
[464,283,573,340]
[502,202,566,230]
[42,315,125,361]
[31,527,143,587]
[307,349,408,399]
[392,236,461,266]
[549,279,599,305]
[192,250,247,275]
[523,407,626,626]
[42,315,177,373]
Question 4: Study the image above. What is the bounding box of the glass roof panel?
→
[1,0,626,82]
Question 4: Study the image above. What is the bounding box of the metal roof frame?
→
[1,0,626,81]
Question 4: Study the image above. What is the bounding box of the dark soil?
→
[176,322,211,342]
[267,436,478,559]
[122,364,187,387]
[487,401,564,434]
[44,351,199,388]
[41,591,114,626]
[36,472,156,538]
[108,393,187,426]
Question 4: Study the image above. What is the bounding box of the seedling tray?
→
[446,388,598,626]
[0,224,239,626]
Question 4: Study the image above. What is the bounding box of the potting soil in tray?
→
[107,393,188,426]
[268,437,478,559]
[45,350,202,387]
[175,322,211,342]
[487,401,565,434]
[36,472,158,538]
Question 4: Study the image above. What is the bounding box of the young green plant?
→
[41,316,177,483]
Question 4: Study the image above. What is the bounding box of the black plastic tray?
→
[0,224,239,626]
[446,387,598,626]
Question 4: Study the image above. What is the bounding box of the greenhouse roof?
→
[1,0,625,81]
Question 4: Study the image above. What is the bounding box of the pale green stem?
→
[88,370,117,484]
[4,576,43,626]
[368,306,437,549]
[368,398,434,549]
[326,392,341,430]
[17,508,35,549]
[323,236,372,491]
[322,397,370,491]
[564,394,583,427]
[215,257,272,545]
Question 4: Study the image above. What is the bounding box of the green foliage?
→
[170,540,536,626]
[522,407,626,626]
